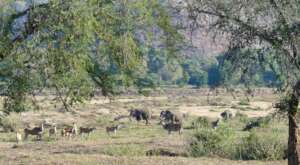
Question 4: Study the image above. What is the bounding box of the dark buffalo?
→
[243,117,271,131]
[162,122,182,134]
[160,110,182,124]
[211,118,221,129]
[129,109,151,125]
[220,110,233,120]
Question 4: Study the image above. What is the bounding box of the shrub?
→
[191,117,210,129]
[189,129,223,157]
[235,111,248,123]
[236,131,286,160]
[0,113,22,132]
[188,121,286,160]
[189,124,235,157]
[243,117,271,131]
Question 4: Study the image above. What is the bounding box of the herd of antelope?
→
[14,108,231,144]
[16,121,104,143]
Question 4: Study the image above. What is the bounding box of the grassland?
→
[0,88,287,164]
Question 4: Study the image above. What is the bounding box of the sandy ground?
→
[14,94,276,127]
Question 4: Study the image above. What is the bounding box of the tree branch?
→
[269,0,298,61]
[54,85,71,112]
[193,8,283,46]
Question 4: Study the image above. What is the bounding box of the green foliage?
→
[191,117,210,129]
[187,0,300,91]
[217,49,284,88]
[0,0,180,112]
[0,112,22,132]
[189,117,287,160]
[143,48,184,86]
[189,124,235,157]
[236,131,286,160]
[235,111,249,123]
[181,56,211,87]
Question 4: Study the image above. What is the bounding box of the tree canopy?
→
[186,0,300,164]
[0,0,180,112]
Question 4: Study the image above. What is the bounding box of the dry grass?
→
[0,88,285,164]
[0,154,286,165]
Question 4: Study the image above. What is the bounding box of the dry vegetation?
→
[0,88,286,165]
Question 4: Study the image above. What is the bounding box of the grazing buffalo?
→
[220,110,233,120]
[129,109,151,125]
[211,118,221,129]
[160,110,182,124]
[162,122,182,134]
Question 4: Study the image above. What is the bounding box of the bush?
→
[0,113,22,132]
[189,129,222,157]
[189,121,286,160]
[189,124,236,157]
[235,111,248,123]
[191,117,210,129]
[236,131,286,160]
[243,117,271,131]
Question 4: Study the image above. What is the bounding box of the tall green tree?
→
[187,0,300,164]
[0,0,180,112]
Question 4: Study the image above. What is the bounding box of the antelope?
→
[49,124,57,137]
[61,128,72,137]
[72,122,78,136]
[16,131,22,144]
[61,123,77,138]
[24,123,44,140]
[106,125,123,135]
[80,127,96,134]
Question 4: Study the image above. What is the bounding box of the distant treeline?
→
[135,48,282,89]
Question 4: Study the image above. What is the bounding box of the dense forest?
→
[142,48,281,88]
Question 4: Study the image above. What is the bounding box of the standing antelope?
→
[72,122,78,136]
[24,123,44,140]
[16,131,22,144]
[79,127,96,137]
[106,125,123,135]
[61,123,78,138]
[49,124,57,137]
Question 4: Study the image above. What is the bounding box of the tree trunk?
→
[288,113,300,165]
[288,93,300,165]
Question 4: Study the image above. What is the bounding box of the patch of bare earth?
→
[0,142,285,165]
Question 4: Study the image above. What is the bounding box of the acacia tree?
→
[0,0,180,112]
[185,0,300,164]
